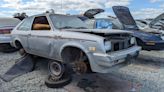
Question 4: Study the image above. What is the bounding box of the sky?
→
[0,0,163,19]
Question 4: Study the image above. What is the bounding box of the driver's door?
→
[28,16,53,57]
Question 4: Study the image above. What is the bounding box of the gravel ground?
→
[0,51,164,92]
[107,51,164,92]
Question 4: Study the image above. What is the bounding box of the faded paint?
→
[11,13,141,73]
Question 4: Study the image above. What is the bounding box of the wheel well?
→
[61,47,86,62]
[15,40,23,49]
[61,46,92,72]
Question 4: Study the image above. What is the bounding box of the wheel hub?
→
[73,61,88,74]
[49,61,65,80]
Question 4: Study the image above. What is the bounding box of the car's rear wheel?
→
[0,43,18,53]
[19,48,27,56]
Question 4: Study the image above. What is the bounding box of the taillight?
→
[0,29,11,34]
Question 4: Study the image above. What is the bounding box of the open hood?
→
[112,6,139,30]
[84,9,104,19]
[149,13,164,29]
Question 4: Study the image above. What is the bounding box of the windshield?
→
[95,19,113,29]
[50,14,88,29]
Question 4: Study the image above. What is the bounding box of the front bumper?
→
[0,35,12,44]
[89,46,141,73]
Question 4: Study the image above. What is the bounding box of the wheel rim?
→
[49,61,64,79]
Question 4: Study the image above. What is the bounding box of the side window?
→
[32,16,51,31]
[17,17,32,31]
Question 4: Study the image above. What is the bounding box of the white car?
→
[11,12,141,86]
[0,18,21,52]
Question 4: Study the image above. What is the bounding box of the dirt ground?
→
[0,51,164,92]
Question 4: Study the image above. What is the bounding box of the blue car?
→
[112,6,164,50]
[80,8,164,51]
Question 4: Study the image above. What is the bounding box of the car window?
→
[32,16,51,31]
[17,17,33,31]
[95,19,113,29]
[50,14,88,29]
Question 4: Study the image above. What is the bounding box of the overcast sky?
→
[0,0,163,19]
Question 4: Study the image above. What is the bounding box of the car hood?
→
[112,6,139,30]
[132,30,163,41]
[149,13,164,28]
[63,29,132,34]
[84,9,104,19]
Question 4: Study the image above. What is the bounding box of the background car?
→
[112,6,164,50]
[0,18,21,52]
[82,7,164,51]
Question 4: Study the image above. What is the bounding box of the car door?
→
[28,16,54,57]
[16,17,33,51]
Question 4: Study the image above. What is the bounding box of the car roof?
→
[0,18,21,28]
[29,13,74,18]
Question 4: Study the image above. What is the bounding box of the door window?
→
[17,17,33,31]
[32,16,51,31]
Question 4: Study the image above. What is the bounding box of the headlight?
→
[104,41,111,51]
[130,37,135,45]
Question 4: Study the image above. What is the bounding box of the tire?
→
[18,48,27,56]
[48,60,65,80]
[45,73,72,88]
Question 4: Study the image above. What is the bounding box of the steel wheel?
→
[48,61,65,80]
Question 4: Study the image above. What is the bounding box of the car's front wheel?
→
[48,60,65,80]
[45,60,72,88]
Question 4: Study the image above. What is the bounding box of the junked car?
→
[11,12,141,87]
[149,13,164,31]
[83,7,164,51]
[136,13,164,33]
[112,6,164,50]
[0,18,21,52]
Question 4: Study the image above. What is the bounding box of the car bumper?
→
[88,46,141,73]
[142,41,164,50]
[0,35,11,44]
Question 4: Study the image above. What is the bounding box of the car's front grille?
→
[105,34,133,52]
[112,39,131,51]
